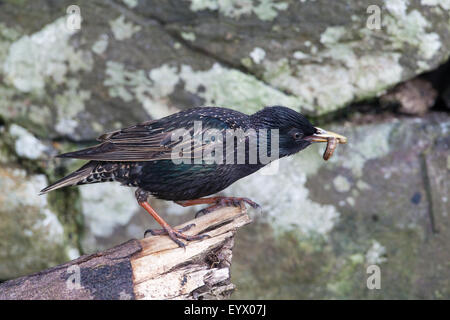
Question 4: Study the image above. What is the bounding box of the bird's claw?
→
[240,198,261,210]
[144,223,195,236]
[144,223,210,248]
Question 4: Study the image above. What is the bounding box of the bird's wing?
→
[56,115,241,162]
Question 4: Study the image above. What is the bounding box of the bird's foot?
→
[144,223,195,236]
[144,223,210,248]
[195,197,261,218]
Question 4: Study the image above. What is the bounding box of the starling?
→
[40,106,347,247]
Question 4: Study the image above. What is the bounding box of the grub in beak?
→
[323,137,338,161]
[305,127,347,161]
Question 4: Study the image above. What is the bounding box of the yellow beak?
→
[309,127,347,144]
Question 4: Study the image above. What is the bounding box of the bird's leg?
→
[176,196,261,218]
[136,188,209,248]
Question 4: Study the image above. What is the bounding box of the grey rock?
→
[229,112,450,299]
[0,164,77,279]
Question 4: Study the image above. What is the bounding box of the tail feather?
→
[56,143,114,160]
[39,162,97,195]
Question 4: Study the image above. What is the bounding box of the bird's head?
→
[251,106,347,158]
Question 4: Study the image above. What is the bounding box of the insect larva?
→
[323,137,337,161]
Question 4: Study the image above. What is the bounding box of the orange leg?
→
[136,189,209,247]
[176,196,261,218]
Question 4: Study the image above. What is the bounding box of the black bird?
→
[40,106,346,247]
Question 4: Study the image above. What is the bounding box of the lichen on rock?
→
[8,124,48,160]
[188,0,289,21]
[109,15,142,41]
[104,60,311,116]
[0,166,73,279]
[384,1,442,60]
[3,17,93,94]
[91,34,109,55]
[179,63,310,114]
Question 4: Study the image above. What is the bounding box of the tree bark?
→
[0,206,250,300]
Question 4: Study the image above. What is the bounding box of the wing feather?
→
[56,110,244,162]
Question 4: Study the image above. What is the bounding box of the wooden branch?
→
[0,206,251,300]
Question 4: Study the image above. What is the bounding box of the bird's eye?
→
[294,132,302,139]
